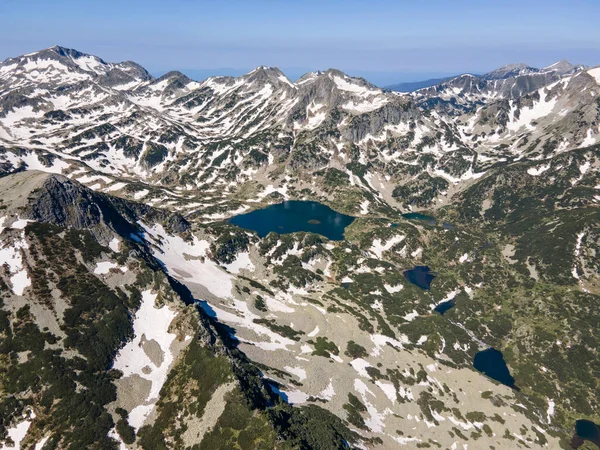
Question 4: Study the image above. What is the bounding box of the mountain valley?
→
[0,46,599,449]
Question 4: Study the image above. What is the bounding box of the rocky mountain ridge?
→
[0,47,599,220]
[0,171,364,450]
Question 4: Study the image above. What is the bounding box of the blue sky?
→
[1,0,599,85]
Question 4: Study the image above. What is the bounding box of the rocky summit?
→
[0,46,599,450]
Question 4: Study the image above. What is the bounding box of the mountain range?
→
[385,76,461,93]
[0,46,599,450]
[384,61,584,92]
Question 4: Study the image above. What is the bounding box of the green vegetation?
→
[1,133,599,449]
[210,229,250,265]
[253,319,304,341]
[116,418,136,444]
[271,254,323,290]
[254,295,267,312]
[137,340,235,449]
[308,337,339,358]
[345,340,368,359]
[194,388,277,450]
[270,403,359,449]
[0,222,150,449]
[343,393,367,429]
[392,173,449,208]
[140,142,169,168]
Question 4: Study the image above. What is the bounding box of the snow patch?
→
[588,67,600,85]
[353,379,389,433]
[375,380,397,404]
[112,290,178,429]
[284,366,307,381]
[350,358,373,378]
[359,200,370,215]
[11,219,33,230]
[411,247,423,258]
[572,231,585,279]
[527,163,551,176]
[10,271,31,296]
[133,189,149,200]
[140,223,232,299]
[370,235,405,258]
[320,379,335,400]
[94,261,118,274]
[370,333,408,356]
[34,436,50,450]
[109,237,121,252]
[198,300,296,351]
[403,310,419,322]
[2,410,35,450]
[546,398,555,423]
[384,283,403,294]
[507,95,558,132]
[3,150,69,174]
[225,251,255,274]
[0,230,31,296]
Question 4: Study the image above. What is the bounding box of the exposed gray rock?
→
[0,170,189,245]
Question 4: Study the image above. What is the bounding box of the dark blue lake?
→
[473,348,516,388]
[229,200,355,240]
[403,266,437,290]
[574,420,600,448]
[434,299,456,315]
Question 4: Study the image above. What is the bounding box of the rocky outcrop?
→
[0,170,189,244]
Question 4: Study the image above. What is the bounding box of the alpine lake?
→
[228,200,354,240]
[230,201,517,389]
[229,201,450,241]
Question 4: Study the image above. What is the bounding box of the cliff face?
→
[0,170,189,245]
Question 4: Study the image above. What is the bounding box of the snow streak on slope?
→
[140,223,233,299]
[112,290,178,430]
[0,221,32,296]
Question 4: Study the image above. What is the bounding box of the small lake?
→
[402,212,454,229]
[434,298,456,315]
[403,266,437,290]
[229,200,355,240]
[573,420,600,449]
[402,212,436,224]
[473,348,516,389]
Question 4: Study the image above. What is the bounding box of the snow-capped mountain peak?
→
[0,45,153,90]
[243,65,295,88]
[482,62,538,80]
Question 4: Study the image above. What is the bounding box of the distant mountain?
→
[385,75,463,92]
[408,59,588,117]
[482,60,583,80]
[387,60,585,94]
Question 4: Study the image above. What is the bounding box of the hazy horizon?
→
[153,67,461,86]
[1,45,590,87]
[2,0,600,86]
